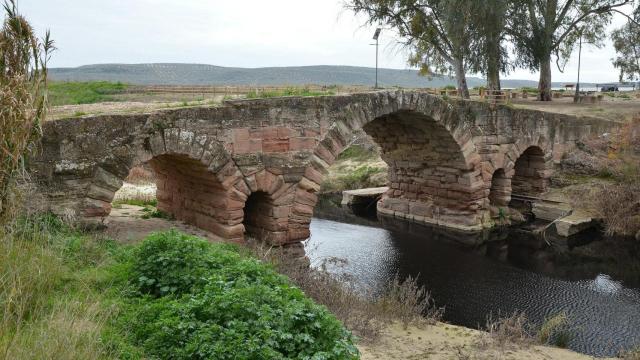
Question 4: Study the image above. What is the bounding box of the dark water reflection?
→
[307,202,640,357]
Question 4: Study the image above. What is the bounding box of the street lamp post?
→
[372,28,381,89]
[574,30,583,103]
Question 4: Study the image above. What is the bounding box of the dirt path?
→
[104,204,224,244]
[360,322,608,360]
[511,95,640,123]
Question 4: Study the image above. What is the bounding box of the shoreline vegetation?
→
[2,213,633,359]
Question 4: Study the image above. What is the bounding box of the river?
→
[306,199,640,357]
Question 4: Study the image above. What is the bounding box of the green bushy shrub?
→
[123,231,358,359]
[132,230,238,297]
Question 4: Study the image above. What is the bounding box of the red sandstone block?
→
[226,197,245,211]
[267,174,284,195]
[295,188,318,206]
[314,143,335,165]
[292,202,314,216]
[303,128,320,137]
[233,140,251,154]
[304,166,324,185]
[249,128,263,139]
[290,137,317,151]
[272,185,295,205]
[287,228,310,242]
[277,127,291,138]
[256,171,277,192]
[263,139,289,153]
[262,127,279,140]
[233,128,250,142]
[272,205,291,218]
[249,139,262,152]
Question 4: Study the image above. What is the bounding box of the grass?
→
[478,311,573,350]
[140,207,172,220]
[537,313,572,348]
[337,145,379,162]
[245,87,335,99]
[0,216,361,359]
[48,81,129,106]
[0,214,117,359]
[112,198,157,208]
[321,165,386,193]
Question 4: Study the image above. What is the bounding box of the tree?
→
[347,0,474,98]
[611,8,640,82]
[0,0,53,223]
[467,0,510,91]
[507,0,632,101]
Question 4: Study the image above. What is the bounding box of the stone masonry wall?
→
[30,91,619,247]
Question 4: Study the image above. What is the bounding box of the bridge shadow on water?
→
[310,194,640,357]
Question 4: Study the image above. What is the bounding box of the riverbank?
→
[101,203,632,358]
[5,199,612,359]
[360,322,605,360]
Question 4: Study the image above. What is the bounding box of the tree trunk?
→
[538,55,552,101]
[487,38,501,91]
[487,57,501,91]
[454,59,470,99]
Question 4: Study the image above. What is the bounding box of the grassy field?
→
[48,81,130,106]
[245,87,335,99]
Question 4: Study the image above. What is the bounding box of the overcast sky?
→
[19,0,632,83]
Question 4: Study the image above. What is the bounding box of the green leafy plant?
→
[131,230,225,296]
[113,198,157,207]
[122,230,359,359]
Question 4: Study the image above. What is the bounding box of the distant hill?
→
[49,63,574,88]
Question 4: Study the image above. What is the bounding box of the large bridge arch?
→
[290,94,487,232]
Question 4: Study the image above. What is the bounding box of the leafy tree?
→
[611,8,640,82]
[348,0,474,98]
[0,0,53,222]
[507,0,632,101]
[468,0,510,91]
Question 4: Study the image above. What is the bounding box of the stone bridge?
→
[31,91,615,250]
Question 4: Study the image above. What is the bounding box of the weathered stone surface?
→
[341,187,388,206]
[30,91,618,245]
[555,210,595,237]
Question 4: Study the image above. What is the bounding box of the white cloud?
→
[18,0,631,83]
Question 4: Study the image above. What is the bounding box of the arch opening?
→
[488,169,511,208]
[242,190,288,244]
[345,110,483,230]
[511,146,549,197]
[108,153,243,240]
[148,154,225,225]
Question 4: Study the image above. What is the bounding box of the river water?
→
[306,201,640,357]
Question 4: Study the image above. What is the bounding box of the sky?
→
[18,0,633,83]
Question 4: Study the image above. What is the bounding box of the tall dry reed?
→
[0,0,53,225]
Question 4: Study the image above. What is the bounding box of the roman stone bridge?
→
[31,91,615,250]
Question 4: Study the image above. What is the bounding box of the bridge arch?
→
[291,94,486,232]
[511,145,552,197]
[488,168,511,208]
